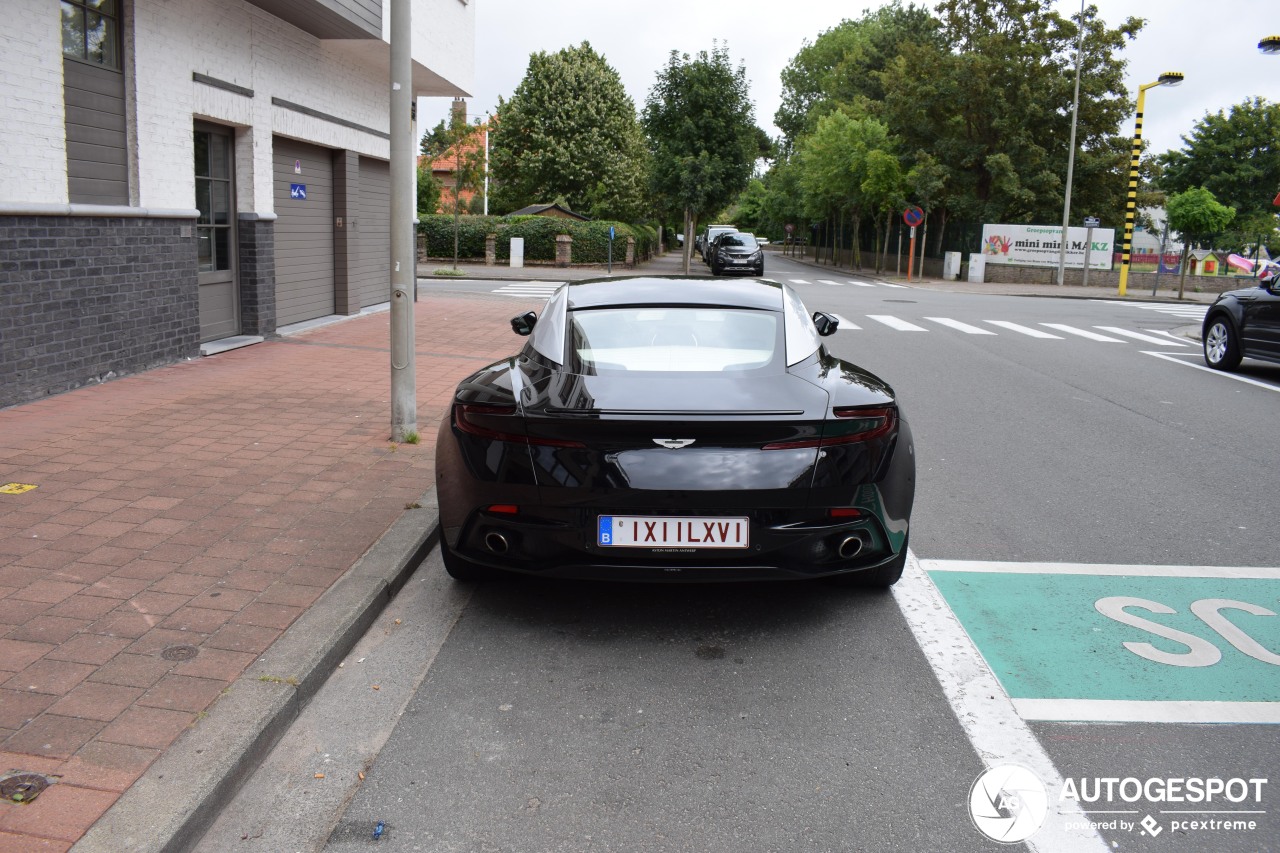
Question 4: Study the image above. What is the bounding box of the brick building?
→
[0,0,474,408]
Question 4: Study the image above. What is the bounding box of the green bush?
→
[417,215,659,264]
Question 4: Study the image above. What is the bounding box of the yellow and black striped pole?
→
[1118,72,1183,296]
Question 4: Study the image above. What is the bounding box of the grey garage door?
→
[273,138,334,326]
[356,157,391,309]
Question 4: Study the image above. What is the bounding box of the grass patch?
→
[432,268,467,277]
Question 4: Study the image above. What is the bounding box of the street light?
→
[1055,0,1086,286]
[1260,35,1280,54]
[1117,71,1184,296]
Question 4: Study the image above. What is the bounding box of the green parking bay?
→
[924,561,1280,723]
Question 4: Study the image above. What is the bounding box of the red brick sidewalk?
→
[0,293,530,851]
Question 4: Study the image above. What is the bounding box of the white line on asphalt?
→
[788,279,811,284]
[985,320,1063,338]
[828,313,860,330]
[924,560,1280,579]
[881,282,909,288]
[893,554,1108,853]
[924,317,996,335]
[497,283,561,289]
[1013,699,1280,724]
[1144,328,1197,344]
[816,279,845,286]
[1039,323,1126,342]
[1143,351,1280,392]
[867,314,928,331]
[846,279,876,287]
[1094,326,1187,346]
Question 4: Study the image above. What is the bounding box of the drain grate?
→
[1,772,57,804]
[161,644,199,661]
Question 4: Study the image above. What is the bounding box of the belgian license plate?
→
[598,516,749,549]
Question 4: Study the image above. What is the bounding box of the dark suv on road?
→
[1202,270,1280,371]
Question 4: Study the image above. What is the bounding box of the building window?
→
[194,130,234,274]
[61,0,120,69]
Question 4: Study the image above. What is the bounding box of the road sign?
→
[903,206,924,227]
[784,223,795,234]
[608,226,615,241]
[290,184,307,200]
[1083,216,1101,228]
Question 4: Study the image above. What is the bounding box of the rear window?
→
[567,307,781,374]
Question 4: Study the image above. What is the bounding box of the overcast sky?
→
[421,0,1280,159]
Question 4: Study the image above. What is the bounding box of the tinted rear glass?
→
[567,307,781,374]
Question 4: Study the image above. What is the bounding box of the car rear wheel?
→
[826,536,908,589]
[440,537,504,582]
[1203,317,1242,371]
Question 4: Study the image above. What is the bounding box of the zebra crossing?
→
[1090,299,1208,321]
[824,314,1194,347]
[490,282,562,298]
[790,278,907,289]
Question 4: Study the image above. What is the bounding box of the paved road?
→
[198,260,1279,853]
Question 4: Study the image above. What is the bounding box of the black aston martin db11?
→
[435,276,915,586]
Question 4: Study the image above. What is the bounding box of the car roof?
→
[564,276,784,311]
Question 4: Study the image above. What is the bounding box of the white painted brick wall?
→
[2,0,474,212]
[0,0,70,204]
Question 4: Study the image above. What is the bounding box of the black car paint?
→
[435,276,914,583]
[1202,279,1280,369]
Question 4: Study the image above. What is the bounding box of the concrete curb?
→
[71,489,442,853]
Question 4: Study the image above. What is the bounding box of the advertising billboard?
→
[981,224,1115,270]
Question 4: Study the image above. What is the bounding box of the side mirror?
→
[510,311,537,336]
[812,311,839,337]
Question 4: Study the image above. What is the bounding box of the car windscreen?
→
[566,307,782,374]
[718,234,757,249]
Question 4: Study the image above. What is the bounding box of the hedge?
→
[418,215,659,264]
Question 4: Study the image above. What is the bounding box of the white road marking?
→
[924,317,996,335]
[827,313,860,330]
[1143,351,1280,392]
[846,279,876,287]
[881,282,909,289]
[788,279,811,284]
[986,320,1063,338]
[867,314,929,331]
[1013,699,1280,724]
[1094,326,1187,346]
[894,554,1108,853]
[924,560,1280,579]
[1039,323,1125,342]
[1144,328,1196,344]
[816,279,845,286]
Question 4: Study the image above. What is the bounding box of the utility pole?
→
[388,0,417,442]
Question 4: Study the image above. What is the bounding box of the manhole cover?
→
[0,772,57,804]
[161,645,199,661]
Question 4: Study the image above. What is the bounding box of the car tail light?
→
[829,508,863,518]
[453,404,585,448]
[487,504,519,515]
[763,406,896,450]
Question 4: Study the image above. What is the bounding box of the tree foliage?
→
[1159,98,1280,252]
[643,44,762,270]
[489,42,649,222]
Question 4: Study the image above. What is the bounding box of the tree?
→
[1159,98,1280,254]
[797,110,896,269]
[416,163,440,219]
[643,45,761,272]
[878,0,1142,227]
[489,42,648,221]
[1165,187,1236,298]
[775,2,942,152]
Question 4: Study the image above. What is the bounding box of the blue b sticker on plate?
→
[598,516,613,546]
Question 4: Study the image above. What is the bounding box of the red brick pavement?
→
[0,292,534,851]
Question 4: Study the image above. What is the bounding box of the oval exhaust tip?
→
[837,536,864,560]
[484,532,509,555]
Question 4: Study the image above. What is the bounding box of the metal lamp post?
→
[1117,71,1183,297]
[1055,0,1086,286]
